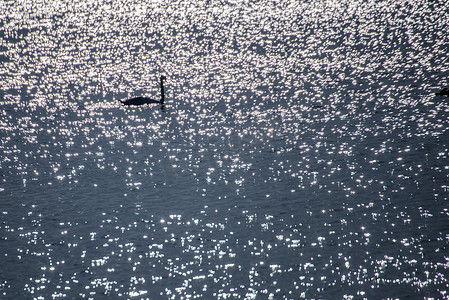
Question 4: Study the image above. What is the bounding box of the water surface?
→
[1,0,449,298]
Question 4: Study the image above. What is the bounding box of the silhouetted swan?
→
[121,75,166,106]
[436,87,449,97]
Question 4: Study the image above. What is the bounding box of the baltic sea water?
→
[1,0,449,299]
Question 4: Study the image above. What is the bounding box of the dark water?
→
[1,0,449,299]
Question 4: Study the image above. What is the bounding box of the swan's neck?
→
[160,77,165,104]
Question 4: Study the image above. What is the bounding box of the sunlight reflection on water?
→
[1,0,449,298]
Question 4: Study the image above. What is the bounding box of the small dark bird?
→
[121,75,166,105]
[435,87,449,97]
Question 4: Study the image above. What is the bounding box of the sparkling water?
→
[1,0,449,298]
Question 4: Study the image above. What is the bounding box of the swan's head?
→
[161,75,167,81]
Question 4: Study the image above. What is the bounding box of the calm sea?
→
[1,0,449,298]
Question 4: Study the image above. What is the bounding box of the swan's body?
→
[121,96,161,105]
[121,75,166,106]
[436,87,449,97]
